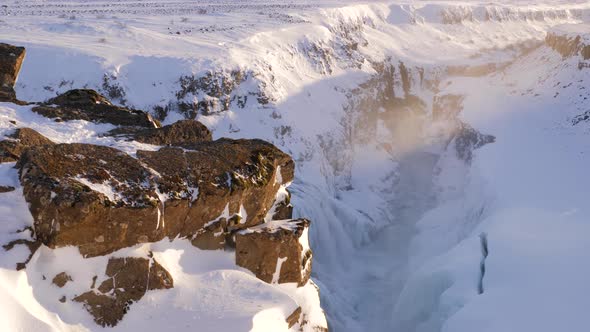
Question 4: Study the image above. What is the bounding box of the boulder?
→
[0,185,15,193]
[108,119,212,146]
[546,27,590,60]
[47,88,111,106]
[18,138,294,256]
[235,219,312,286]
[52,272,73,288]
[0,43,26,102]
[0,128,54,163]
[32,89,159,128]
[74,256,173,327]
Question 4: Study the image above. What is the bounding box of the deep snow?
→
[1,1,590,331]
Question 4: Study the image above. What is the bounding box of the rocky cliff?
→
[0,43,25,103]
[546,24,590,60]
[0,43,326,331]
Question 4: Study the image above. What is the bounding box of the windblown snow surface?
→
[2,1,590,331]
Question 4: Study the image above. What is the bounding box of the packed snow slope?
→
[2,1,590,331]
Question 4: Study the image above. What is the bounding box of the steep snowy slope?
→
[1,1,590,332]
[392,27,590,332]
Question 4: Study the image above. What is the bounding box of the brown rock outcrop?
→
[18,143,160,257]
[108,119,212,146]
[191,218,227,250]
[235,219,312,286]
[18,138,294,257]
[136,138,295,236]
[32,89,159,128]
[546,30,590,60]
[270,188,293,221]
[74,256,173,327]
[0,128,55,163]
[286,306,302,329]
[52,272,73,288]
[47,88,111,106]
[0,185,15,193]
[0,43,26,102]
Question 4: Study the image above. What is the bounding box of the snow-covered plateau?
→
[1,1,590,331]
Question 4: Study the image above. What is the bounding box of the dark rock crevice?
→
[478,232,489,295]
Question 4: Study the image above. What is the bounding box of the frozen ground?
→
[2,1,590,331]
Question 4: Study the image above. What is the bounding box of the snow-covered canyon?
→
[1,1,590,331]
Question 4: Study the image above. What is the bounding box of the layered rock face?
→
[546,25,590,60]
[0,43,26,102]
[18,142,163,257]
[236,219,312,286]
[137,139,294,247]
[17,136,294,257]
